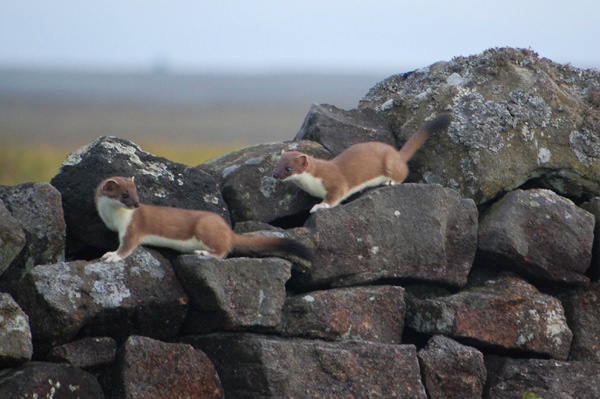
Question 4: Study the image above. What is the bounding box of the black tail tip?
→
[423,114,452,134]
[281,238,315,262]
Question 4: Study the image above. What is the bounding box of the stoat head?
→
[95,176,140,209]
[272,150,310,180]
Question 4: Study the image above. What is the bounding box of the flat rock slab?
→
[304,183,477,288]
[418,335,486,399]
[110,335,224,399]
[174,255,291,333]
[47,336,117,370]
[407,277,572,360]
[484,356,600,399]
[281,285,405,344]
[185,333,427,399]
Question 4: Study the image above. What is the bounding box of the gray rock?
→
[484,356,600,399]
[281,285,405,343]
[185,333,427,399]
[174,255,291,333]
[294,103,396,156]
[418,335,486,399]
[478,188,594,285]
[581,197,600,280]
[360,47,600,204]
[0,361,105,398]
[304,183,477,288]
[561,283,600,362]
[0,201,25,277]
[16,247,188,346]
[110,335,223,399]
[50,136,227,259]
[0,183,65,293]
[0,293,32,367]
[47,336,117,370]
[199,141,331,224]
[406,277,573,360]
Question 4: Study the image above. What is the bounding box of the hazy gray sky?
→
[1,1,598,75]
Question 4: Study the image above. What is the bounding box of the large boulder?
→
[50,136,228,260]
[0,183,65,293]
[174,255,291,333]
[109,335,223,399]
[406,277,573,360]
[280,285,405,343]
[15,247,188,347]
[303,183,477,288]
[477,188,594,285]
[199,141,331,225]
[185,333,427,399]
[359,47,600,204]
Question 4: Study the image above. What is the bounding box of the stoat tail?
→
[398,114,452,160]
[231,233,314,261]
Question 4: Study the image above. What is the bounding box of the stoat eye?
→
[122,193,129,199]
[285,167,292,172]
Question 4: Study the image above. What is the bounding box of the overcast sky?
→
[1,1,599,75]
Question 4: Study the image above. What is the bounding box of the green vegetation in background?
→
[0,140,243,186]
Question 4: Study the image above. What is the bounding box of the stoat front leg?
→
[310,202,331,213]
[102,251,124,263]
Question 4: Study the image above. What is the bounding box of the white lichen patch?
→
[537,147,552,164]
[260,176,278,198]
[62,141,94,167]
[100,140,175,181]
[33,263,84,313]
[128,251,166,280]
[85,262,131,308]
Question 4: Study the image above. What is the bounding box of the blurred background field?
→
[0,69,383,185]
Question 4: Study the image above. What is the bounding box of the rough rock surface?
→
[484,356,600,399]
[0,183,65,293]
[47,336,117,370]
[418,335,486,399]
[0,201,26,277]
[478,188,594,285]
[50,135,228,259]
[407,277,573,360]
[561,283,600,362]
[174,255,291,333]
[199,140,331,225]
[359,47,600,204]
[185,333,427,399]
[110,335,223,399]
[0,361,105,398]
[304,183,477,288]
[280,285,405,343]
[294,103,396,156]
[16,248,188,346]
[0,293,32,367]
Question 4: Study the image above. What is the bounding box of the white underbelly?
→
[344,175,391,200]
[140,235,212,253]
[287,172,327,198]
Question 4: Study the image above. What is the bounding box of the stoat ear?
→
[280,150,285,155]
[102,178,120,192]
[297,154,308,167]
[130,176,135,183]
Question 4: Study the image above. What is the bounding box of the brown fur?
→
[95,176,312,262]
[272,114,451,212]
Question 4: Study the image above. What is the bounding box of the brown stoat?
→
[95,176,313,263]
[272,114,451,212]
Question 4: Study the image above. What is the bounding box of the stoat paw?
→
[102,251,123,263]
[194,250,213,257]
[310,203,331,213]
[383,180,396,186]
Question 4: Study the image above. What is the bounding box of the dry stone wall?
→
[0,47,599,398]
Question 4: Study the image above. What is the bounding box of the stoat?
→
[272,114,451,212]
[95,176,313,263]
